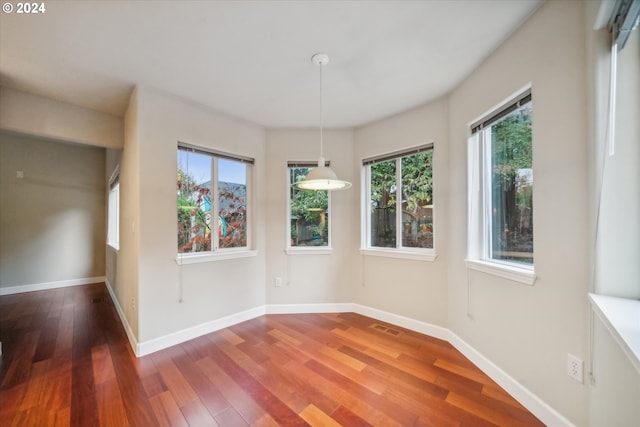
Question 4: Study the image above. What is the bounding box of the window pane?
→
[289,167,329,247]
[218,158,247,248]
[177,151,211,253]
[108,182,119,247]
[370,160,397,247]
[401,151,433,248]
[489,102,533,264]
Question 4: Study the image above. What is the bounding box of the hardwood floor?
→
[0,283,544,426]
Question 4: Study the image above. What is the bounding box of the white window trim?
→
[465,259,535,286]
[285,247,333,255]
[175,249,258,265]
[107,166,120,251]
[361,144,437,261]
[177,142,254,256]
[466,86,536,285]
[286,162,332,252]
[360,248,436,261]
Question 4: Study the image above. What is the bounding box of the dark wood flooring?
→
[0,283,544,426]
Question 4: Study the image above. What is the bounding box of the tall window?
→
[288,162,330,249]
[468,89,534,280]
[177,143,252,255]
[363,145,434,257]
[107,170,119,249]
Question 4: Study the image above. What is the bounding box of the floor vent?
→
[371,323,402,337]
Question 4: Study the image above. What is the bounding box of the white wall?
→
[353,99,449,326]
[265,129,357,305]
[133,86,267,343]
[586,1,640,424]
[446,1,589,424]
[593,24,640,299]
[0,132,106,289]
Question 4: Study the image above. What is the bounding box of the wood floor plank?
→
[299,403,342,427]
[148,390,189,427]
[95,378,129,427]
[0,284,545,427]
[179,398,219,426]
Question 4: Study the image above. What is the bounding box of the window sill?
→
[107,243,119,252]
[286,247,333,255]
[360,248,437,262]
[589,293,640,375]
[176,250,258,265]
[466,259,536,285]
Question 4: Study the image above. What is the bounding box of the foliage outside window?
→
[288,164,330,248]
[177,145,251,254]
[469,90,534,276]
[364,146,434,253]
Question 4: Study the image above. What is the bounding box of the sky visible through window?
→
[178,152,246,185]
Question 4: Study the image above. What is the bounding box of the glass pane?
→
[489,101,533,264]
[218,158,247,248]
[289,167,329,247]
[370,160,396,247]
[177,151,212,253]
[401,151,433,248]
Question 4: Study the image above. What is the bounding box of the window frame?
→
[286,161,333,255]
[360,144,436,261]
[176,142,256,264]
[467,88,536,285]
[107,167,120,251]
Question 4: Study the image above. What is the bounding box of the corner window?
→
[177,143,253,261]
[107,170,119,250]
[362,144,435,260]
[288,162,331,252]
[468,89,534,284]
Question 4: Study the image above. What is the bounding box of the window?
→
[288,162,330,251]
[468,89,534,284]
[107,170,120,249]
[177,143,253,260]
[362,144,435,260]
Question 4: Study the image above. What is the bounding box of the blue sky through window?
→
[178,151,246,185]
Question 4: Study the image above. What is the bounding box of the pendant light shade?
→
[297,156,352,190]
[297,53,352,191]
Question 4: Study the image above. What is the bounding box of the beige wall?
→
[0,86,123,149]
[265,129,357,305]
[133,86,267,343]
[446,1,589,424]
[0,132,106,288]
[353,100,449,326]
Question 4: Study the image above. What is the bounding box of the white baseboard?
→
[136,305,266,357]
[2,281,571,426]
[104,279,140,357]
[266,302,354,314]
[0,276,106,295]
[447,332,574,427]
[261,302,572,426]
[352,303,451,342]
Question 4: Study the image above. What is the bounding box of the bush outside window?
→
[364,145,434,253]
[177,145,251,254]
[288,163,330,248]
[468,89,534,282]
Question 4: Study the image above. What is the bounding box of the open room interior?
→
[1,1,639,426]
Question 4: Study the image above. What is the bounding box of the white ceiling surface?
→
[0,1,541,128]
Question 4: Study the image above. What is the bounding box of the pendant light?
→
[297,53,352,191]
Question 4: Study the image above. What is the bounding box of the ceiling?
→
[0,1,541,128]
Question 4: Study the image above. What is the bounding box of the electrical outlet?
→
[275,277,282,287]
[567,353,583,383]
